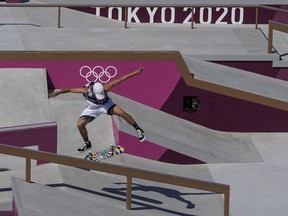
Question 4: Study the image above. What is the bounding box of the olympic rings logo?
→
[79,65,117,83]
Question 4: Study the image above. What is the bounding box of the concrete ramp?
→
[0,68,51,127]
[183,57,288,111]
[185,57,288,102]
[111,93,263,163]
[0,68,56,169]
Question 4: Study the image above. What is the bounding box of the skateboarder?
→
[49,67,146,152]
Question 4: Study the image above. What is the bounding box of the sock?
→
[83,137,90,143]
[132,122,140,130]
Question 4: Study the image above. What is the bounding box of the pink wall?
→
[161,78,288,132]
[119,131,166,161]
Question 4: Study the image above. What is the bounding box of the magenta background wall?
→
[161,79,288,132]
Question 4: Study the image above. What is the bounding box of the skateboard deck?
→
[84,144,124,162]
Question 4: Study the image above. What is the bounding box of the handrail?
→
[253,6,288,58]
[255,5,288,29]
[260,5,288,14]
[0,143,230,216]
[268,20,288,54]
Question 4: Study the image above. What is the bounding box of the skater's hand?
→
[134,67,144,75]
[48,90,61,98]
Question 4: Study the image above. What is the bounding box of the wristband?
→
[55,91,61,96]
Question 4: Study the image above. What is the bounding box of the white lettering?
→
[93,7,104,16]
[215,7,228,24]
[128,7,140,23]
[161,7,175,23]
[146,7,158,23]
[108,7,122,21]
[183,7,194,24]
[231,8,244,24]
[199,7,212,24]
[92,6,245,25]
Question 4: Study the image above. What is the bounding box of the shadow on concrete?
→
[47,182,202,216]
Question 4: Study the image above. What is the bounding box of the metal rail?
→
[268,20,288,54]
[0,143,230,216]
[256,5,288,29]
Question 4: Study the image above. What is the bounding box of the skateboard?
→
[84,144,124,162]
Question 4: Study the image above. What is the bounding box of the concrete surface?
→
[0,68,51,127]
[184,57,288,103]
[0,1,288,216]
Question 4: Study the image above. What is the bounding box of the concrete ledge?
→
[0,122,57,165]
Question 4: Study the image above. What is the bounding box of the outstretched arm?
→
[104,67,144,92]
[48,87,87,98]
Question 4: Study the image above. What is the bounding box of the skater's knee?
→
[112,108,126,117]
[77,121,84,129]
[117,109,126,117]
[77,117,93,129]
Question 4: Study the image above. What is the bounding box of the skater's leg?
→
[108,105,145,142]
[76,116,94,152]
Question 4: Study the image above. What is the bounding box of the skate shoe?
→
[136,128,145,142]
[77,141,92,153]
